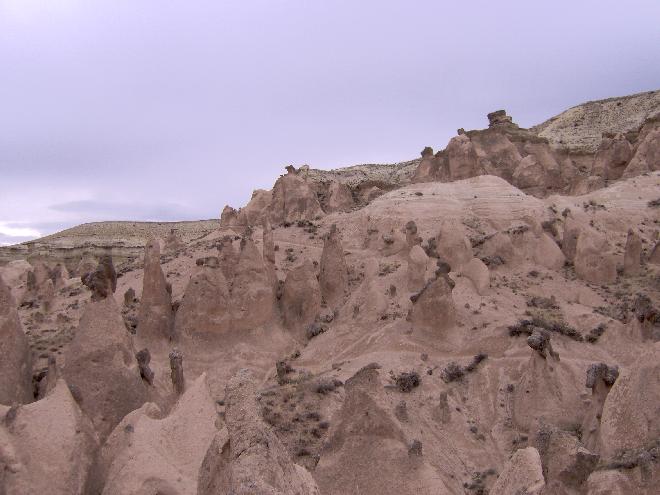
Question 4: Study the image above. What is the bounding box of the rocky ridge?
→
[1,90,659,495]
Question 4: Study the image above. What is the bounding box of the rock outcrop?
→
[535,426,599,491]
[324,180,355,213]
[460,257,490,295]
[197,369,320,495]
[81,255,117,301]
[270,167,324,224]
[0,275,32,406]
[164,228,184,253]
[177,235,275,339]
[623,125,660,177]
[175,264,231,338]
[650,240,660,265]
[281,260,321,339]
[230,236,275,331]
[623,228,642,276]
[407,244,429,292]
[429,222,472,270]
[319,224,348,309]
[574,230,617,285]
[136,239,175,341]
[63,296,147,440]
[412,103,660,197]
[490,447,545,495]
[593,133,633,180]
[314,366,450,495]
[408,275,456,332]
[599,349,660,458]
[512,349,583,433]
[0,379,98,495]
[98,374,216,495]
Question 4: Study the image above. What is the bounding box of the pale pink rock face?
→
[136,239,175,341]
[319,225,348,309]
[63,296,148,441]
[574,230,617,285]
[0,379,98,495]
[490,447,545,495]
[623,229,643,276]
[281,259,321,339]
[0,274,32,406]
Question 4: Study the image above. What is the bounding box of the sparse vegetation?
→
[390,370,421,392]
[305,322,326,340]
[314,378,343,394]
[585,323,607,343]
[508,317,583,342]
[441,353,488,383]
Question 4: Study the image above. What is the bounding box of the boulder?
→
[76,252,97,278]
[281,260,321,339]
[593,133,633,180]
[586,470,635,495]
[535,426,599,491]
[0,260,31,302]
[599,349,660,458]
[487,109,515,127]
[649,240,660,265]
[0,275,32,406]
[513,154,546,192]
[175,266,231,338]
[270,168,323,224]
[220,205,239,227]
[574,230,617,285]
[0,379,98,495]
[533,232,566,271]
[512,351,583,433]
[136,239,174,341]
[445,134,481,181]
[230,237,275,331]
[314,367,450,495]
[470,131,522,183]
[197,369,320,495]
[319,224,348,309]
[63,297,147,440]
[523,142,562,189]
[623,127,660,178]
[407,245,429,292]
[479,232,516,266]
[240,189,272,226]
[432,222,473,270]
[378,229,408,257]
[623,228,642,276]
[164,228,184,253]
[404,220,421,247]
[325,181,355,213]
[562,214,581,262]
[412,146,443,182]
[409,276,455,332]
[99,374,217,495]
[217,235,239,282]
[81,255,117,301]
[490,447,545,495]
[460,257,490,295]
[262,216,275,266]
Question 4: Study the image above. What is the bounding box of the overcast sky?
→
[1,0,659,245]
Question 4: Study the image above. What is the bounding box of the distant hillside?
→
[531,90,660,152]
[0,220,218,266]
